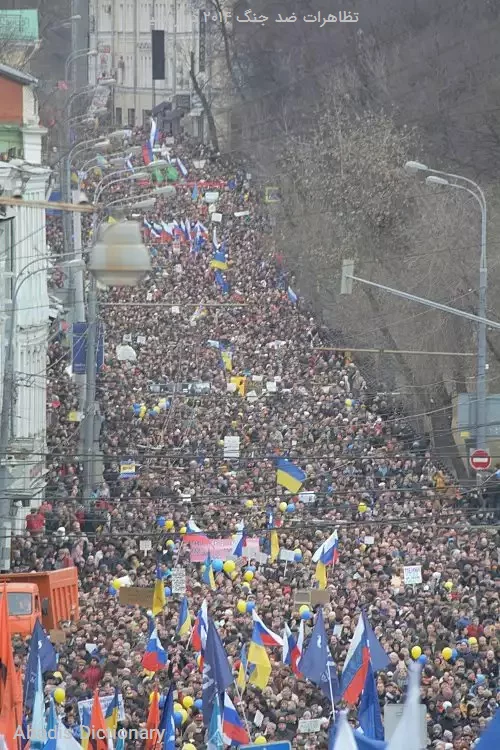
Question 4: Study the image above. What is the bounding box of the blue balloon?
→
[194,699,202,710]
[286,503,295,513]
[164,587,171,597]
[294,552,303,562]
[476,674,486,684]
[174,712,183,726]
[246,565,256,573]
[246,601,256,612]
[451,648,458,660]
[132,403,140,413]
[301,610,312,621]
[417,654,427,665]
[212,559,223,573]
[148,409,156,416]
[108,586,117,596]
[157,516,166,527]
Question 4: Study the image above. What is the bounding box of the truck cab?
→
[0,584,42,637]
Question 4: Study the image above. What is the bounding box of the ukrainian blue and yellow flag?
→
[210,248,228,270]
[202,554,216,591]
[237,644,248,693]
[105,686,120,732]
[152,565,166,616]
[248,624,272,690]
[221,347,233,372]
[270,530,280,563]
[276,458,306,493]
[177,596,191,637]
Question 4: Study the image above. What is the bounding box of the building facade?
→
[88,0,202,131]
[0,64,51,542]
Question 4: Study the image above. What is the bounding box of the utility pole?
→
[82,276,99,506]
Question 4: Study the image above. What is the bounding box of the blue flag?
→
[299,609,339,705]
[202,619,233,726]
[24,619,58,709]
[475,709,500,750]
[358,661,384,740]
[362,611,390,672]
[159,684,176,750]
[329,722,386,750]
[207,694,223,750]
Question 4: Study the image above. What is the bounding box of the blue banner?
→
[46,190,62,216]
[72,322,104,375]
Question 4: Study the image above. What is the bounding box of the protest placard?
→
[171,568,187,594]
[298,719,323,733]
[403,565,422,585]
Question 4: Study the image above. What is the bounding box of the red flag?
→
[0,585,22,750]
[89,690,109,750]
[145,690,160,750]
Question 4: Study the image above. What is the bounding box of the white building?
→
[0,63,51,550]
[89,0,203,131]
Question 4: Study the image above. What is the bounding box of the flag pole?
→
[233,683,253,741]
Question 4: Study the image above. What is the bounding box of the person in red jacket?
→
[26,509,45,534]
[81,658,104,690]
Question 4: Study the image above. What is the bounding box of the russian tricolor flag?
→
[142,142,153,166]
[191,599,208,654]
[222,693,250,746]
[141,625,167,672]
[251,610,283,648]
[184,517,209,544]
[282,621,304,677]
[232,529,246,558]
[341,611,389,704]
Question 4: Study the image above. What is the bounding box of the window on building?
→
[127,108,136,126]
[143,109,152,127]
[115,107,122,125]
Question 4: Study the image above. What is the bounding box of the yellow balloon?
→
[468,637,477,645]
[166,539,175,548]
[236,599,247,614]
[111,579,121,590]
[179,526,187,535]
[53,671,63,680]
[444,580,453,591]
[243,570,254,582]
[411,646,422,660]
[279,501,287,512]
[53,687,65,704]
[442,647,453,661]
[183,745,197,750]
[299,605,310,616]
[231,570,238,580]
[165,519,174,530]
[245,499,254,508]
[174,702,183,713]
[182,696,194,709]
[149,691,159,704]
[358,502,367,513]
[223,560,236,574]
[254,737,266,745]
[345,398,352,407]
[181,709,188,724]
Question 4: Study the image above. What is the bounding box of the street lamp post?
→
[404,161,487,457]
[82,218,151,505]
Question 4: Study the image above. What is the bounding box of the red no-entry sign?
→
[470,448,491,471]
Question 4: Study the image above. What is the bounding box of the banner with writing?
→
[189,537,260,562]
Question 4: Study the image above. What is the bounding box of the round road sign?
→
[469,448,491,471]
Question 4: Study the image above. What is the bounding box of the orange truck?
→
[0,568,79,636]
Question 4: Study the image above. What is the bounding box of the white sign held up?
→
[298,718,323,733]
[224,436,240,459]
[403,565,422,585]
[171,567,187,594]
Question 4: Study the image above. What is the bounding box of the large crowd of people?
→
[14,125,499,749]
